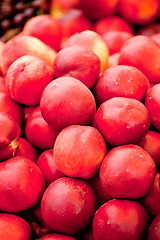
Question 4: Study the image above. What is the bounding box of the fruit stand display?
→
[0,0,160,239]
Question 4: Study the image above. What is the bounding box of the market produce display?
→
[0,0,160,239]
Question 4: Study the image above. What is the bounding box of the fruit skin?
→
[54,45,100,89]
[141,173,160,218]
[41,177,97,235]
[0,112,21,162]
[25,106,59,150]
[37,149,65,185]
[6,55,54,106]
[0,156,46,213]
[94,97,150,146]
[147,214,160,240]
[0,212,31,240]
[39,233,77,240]
[40,76,96,131]
[62,30,109,72]
[95,65,149,104]
[54,125,107,179]
[118,0,159,25]
[139,130,160,170]
[92,199,149,240]
[0,91,23,126]
[0,35,56,76]
[22,14,63,51]
[118,35,160,83]
[99,144,156,199]
[145,83,160,131]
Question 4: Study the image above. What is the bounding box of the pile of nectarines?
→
[0,0,160,239]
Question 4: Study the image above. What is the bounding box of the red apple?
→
[41,177,97,235]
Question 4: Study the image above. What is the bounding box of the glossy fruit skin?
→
[40,76,96,131]
[99,144,156,199]
[94,97,150,146]
[54,125,107,179]
[41,177,97,235]
[0,112,21,162]
[6,55,54,106]
[92,199,149,240]
[0,156,46,213]
[119,35,160,83]
[145,83,160,131]
[39,233,77,240]
[147,214,160,240]
[0,213,31,240]
[95,65,149,104]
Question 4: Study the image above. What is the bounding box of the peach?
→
[0,76,7,93]
[37,149,65,185]
[92,15,134,35]
[108,53,120,68]
[151,33,160,45]
[95,65,149,104]
[147,214,160,240]
[138,22,160,36]
[141,173,160,218]
[99,144,156,199]
[0,156,45,212]
[0,91,23,125]
[139,131,160,170]
[15,137,38,163]
[102,30,133,55]
[0,213,31,240]
[40,76,96,131]
[82,0,119,19]
[6,55,54,106]
[0,112,21,162]
[93,199,149,240]
[0,35,57,75]
[54,45,100,89]
[94,97,150,146]
[62,30,109,72]
[54,125,107,179]
[25,106,59,150]
[41,177,97,234]
[22,14,63,51]
[119,35,160,83]
[59,9,91,41]
[39,233,77,240]
[145,83,160,131]
[0,41,5,76]
[118,0,159,25]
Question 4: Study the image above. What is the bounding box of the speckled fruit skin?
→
[40,76,96,131]
[147,214,160,240]
[0,213,31,240]
[54,45,100,89]
[118,35,160,83]
[0,156,46,213]
[6,55,54,106]
[41,177,97,235]
[54,125,107,179]
[94,97,150,146]
[0,112,21,162]
[92,199,149,240]
[99,144,156,199]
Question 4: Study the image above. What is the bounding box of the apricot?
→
[95,65,149,104]
[94,97,150,146]
[119,35,160,83]
[93,199,149,240]
[0,35,57,75]
[62,30,109,72]
[41,177,97,235]
[0,213,31,240]
[54,45,100,89]
[25,106,59,150]
[22,14,63,51]
[99,144,156,199]
[6,55,54,106]
[40,76,96,131]
[54,125,107,179]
